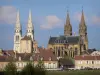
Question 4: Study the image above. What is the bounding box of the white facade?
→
[14,10,22,52]
[14,10,34,53]
[26,10,34,41]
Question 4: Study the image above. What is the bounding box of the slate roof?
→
[48,35,80,44]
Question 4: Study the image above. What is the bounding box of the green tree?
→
[36,58,45,69]
[4,62,17,75]
[21,62,34,75]
[35,59,46,75]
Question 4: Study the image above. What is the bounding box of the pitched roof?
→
[0,48,57,62]
[33,48,57,61]
[21,35,31,40]
[48,35,80,44]
[75,55,100,60]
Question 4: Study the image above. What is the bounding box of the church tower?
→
[26,10,34,41]
[64,10,72,36]
[79,9,88,52]
[14,10,22,52]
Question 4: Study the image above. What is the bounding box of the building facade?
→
[48,10,88,58]
[75,55,100,69]
[0,48,58,71]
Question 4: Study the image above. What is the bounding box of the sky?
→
[0,0,100,50]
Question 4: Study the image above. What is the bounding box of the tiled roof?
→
[0,48,57,62]
[48,35,80,44]
[75,55,100,60]
[33,48,57,61]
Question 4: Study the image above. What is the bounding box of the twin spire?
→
[64,8,86,36]
[15,9,33,29]
[15,9,34,41]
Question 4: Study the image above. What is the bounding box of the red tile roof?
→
[75,55,100,60]
[0,48,57,62]
[33,48,57,61]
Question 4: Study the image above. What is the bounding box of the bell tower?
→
[14,10,22,52]
[79,9,88,53]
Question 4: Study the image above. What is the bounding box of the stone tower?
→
[26,10,34,41]
[79,9,88,52]
[14,10,22,52]
[64,10,72,36]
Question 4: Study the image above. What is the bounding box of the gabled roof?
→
[21,35,31,40]
[48,35,80,44]
[0,48,57,62]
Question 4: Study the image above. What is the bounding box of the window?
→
[87,61,88,64]
[19,56,21,61]
[16,36,19,41]
[49,57,51,61]
[30,56,33,61]
[92,61,94,64]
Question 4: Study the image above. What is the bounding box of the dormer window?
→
[49,57,51,61]
[19,56,21,61]
[41,57,43,61]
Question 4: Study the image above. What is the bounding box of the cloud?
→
[92,16,100,24]
[40,15,62,29]
[73,12,81,22]
[0,6,17,25]
[73,12,88,22]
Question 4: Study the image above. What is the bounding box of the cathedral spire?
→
[66,10,70,25]
[16,10,21,28]
[64,9,72,36]
[28,9,33,27]
[80,8,85,26]
[27,9,34,41]
[14,10,22,52]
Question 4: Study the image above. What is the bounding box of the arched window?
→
[16,36,19,41]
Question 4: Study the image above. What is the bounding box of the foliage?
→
[20,62,34,75]
[36,58,45,69]
[4,62,17,75]
[20,61,46,75]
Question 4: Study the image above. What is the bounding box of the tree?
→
[21,62,34,75]
[4,62,17,75]
[35,59,46,75]
[36,58,45,69]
